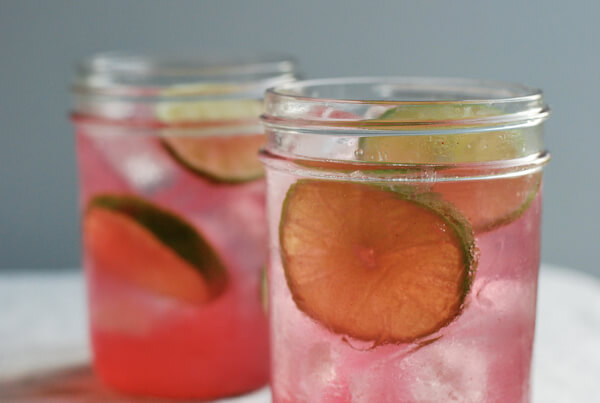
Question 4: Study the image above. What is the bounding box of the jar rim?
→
[266,76,544,103]
[72,51,297,98]
[262,76,549,134]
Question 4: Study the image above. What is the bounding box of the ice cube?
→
[402,340,489,402]
[305,343,337,387]
[86,125,177,194]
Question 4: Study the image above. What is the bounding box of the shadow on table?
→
[0,364,199,402]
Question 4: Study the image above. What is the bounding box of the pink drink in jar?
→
[260,77,550,402]
[72,53,296,399]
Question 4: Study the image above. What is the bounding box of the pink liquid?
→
[266,164,541,403]
[75,120,269,399]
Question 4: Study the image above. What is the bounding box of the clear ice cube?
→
[86,125,176,194]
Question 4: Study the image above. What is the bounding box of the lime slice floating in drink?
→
[279,180,477,344]
[157,84,265,183]
[359,105,540,232]
[163,134,266,183]
[84,194,228,303]
[360,104,526,164]
[433,172,541,233]
[156,98,263,123]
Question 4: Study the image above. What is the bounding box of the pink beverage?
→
[260,78,550,402]
[71,53,296,399]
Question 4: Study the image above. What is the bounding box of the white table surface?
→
[0,264,598,402]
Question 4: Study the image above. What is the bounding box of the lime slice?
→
[163,134,265,183]
[433,172,541,233]
[157,85,265,183]
[359,105,539,232]
[360,105,525,164]
[84,194,227,303]
[279,180,476,344]
[157,82,263,122]
[156,99,263,123]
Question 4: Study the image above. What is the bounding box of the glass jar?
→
[260,77,549,402]
[71,52,296,399]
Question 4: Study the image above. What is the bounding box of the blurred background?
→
[1,0,598,276]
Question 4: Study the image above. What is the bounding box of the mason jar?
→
[71,52,297,399]
[260,77,549,402]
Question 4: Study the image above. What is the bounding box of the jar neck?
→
[72,52,297,124]
[261,77,549,166]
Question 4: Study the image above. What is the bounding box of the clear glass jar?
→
[260,77,549,402]
[71,52,296,399]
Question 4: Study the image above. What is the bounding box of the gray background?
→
[1,1,598,276]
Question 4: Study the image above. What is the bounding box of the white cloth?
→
[0,264,598,402]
